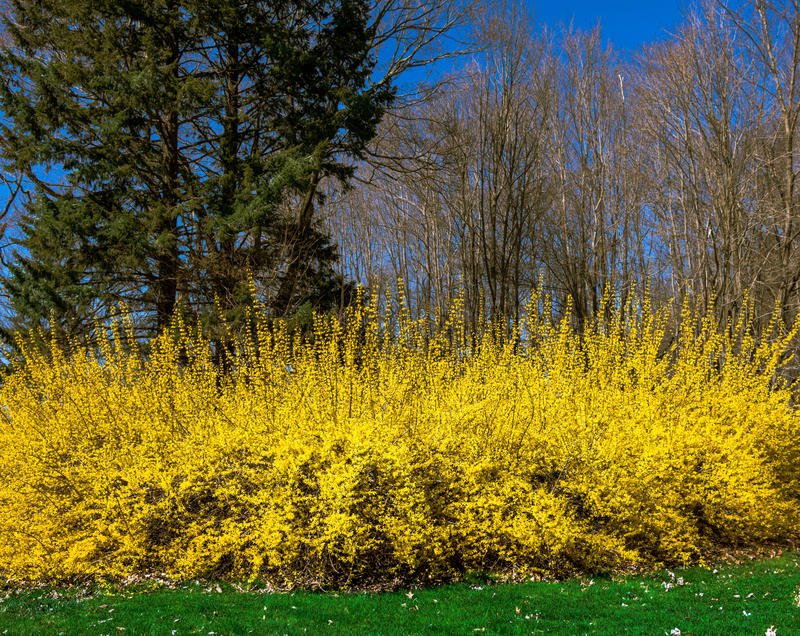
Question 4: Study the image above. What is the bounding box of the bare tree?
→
[636,1,798,338]
[321,93,462,321]
[542,26,652,330]
[327,8,660,338]
[268,0,478,319]
[325,3,555,334]
[721,0,800,328]
[442,8,554,330]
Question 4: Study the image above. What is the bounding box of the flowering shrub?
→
[0,289,798,588]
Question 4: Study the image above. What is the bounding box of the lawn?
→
[1,551,798,635]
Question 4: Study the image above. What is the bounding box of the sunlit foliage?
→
[0,286,798,588]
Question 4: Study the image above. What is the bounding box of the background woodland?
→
[0,0,798,367]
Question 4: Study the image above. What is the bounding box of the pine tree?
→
[0,0,393,345]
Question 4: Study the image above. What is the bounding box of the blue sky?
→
[530,0,688,52]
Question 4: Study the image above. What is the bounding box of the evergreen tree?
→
[0,0,392,345]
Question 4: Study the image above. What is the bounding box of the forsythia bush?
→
[0,288,798,588]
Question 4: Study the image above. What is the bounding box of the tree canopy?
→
[0,0,395,344]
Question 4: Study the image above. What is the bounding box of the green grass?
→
[1,552,799,635]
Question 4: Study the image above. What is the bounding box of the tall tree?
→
[325,4,554,332]
[543,26,651,331]
[0,0,395,344]
[722,0,800,328]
